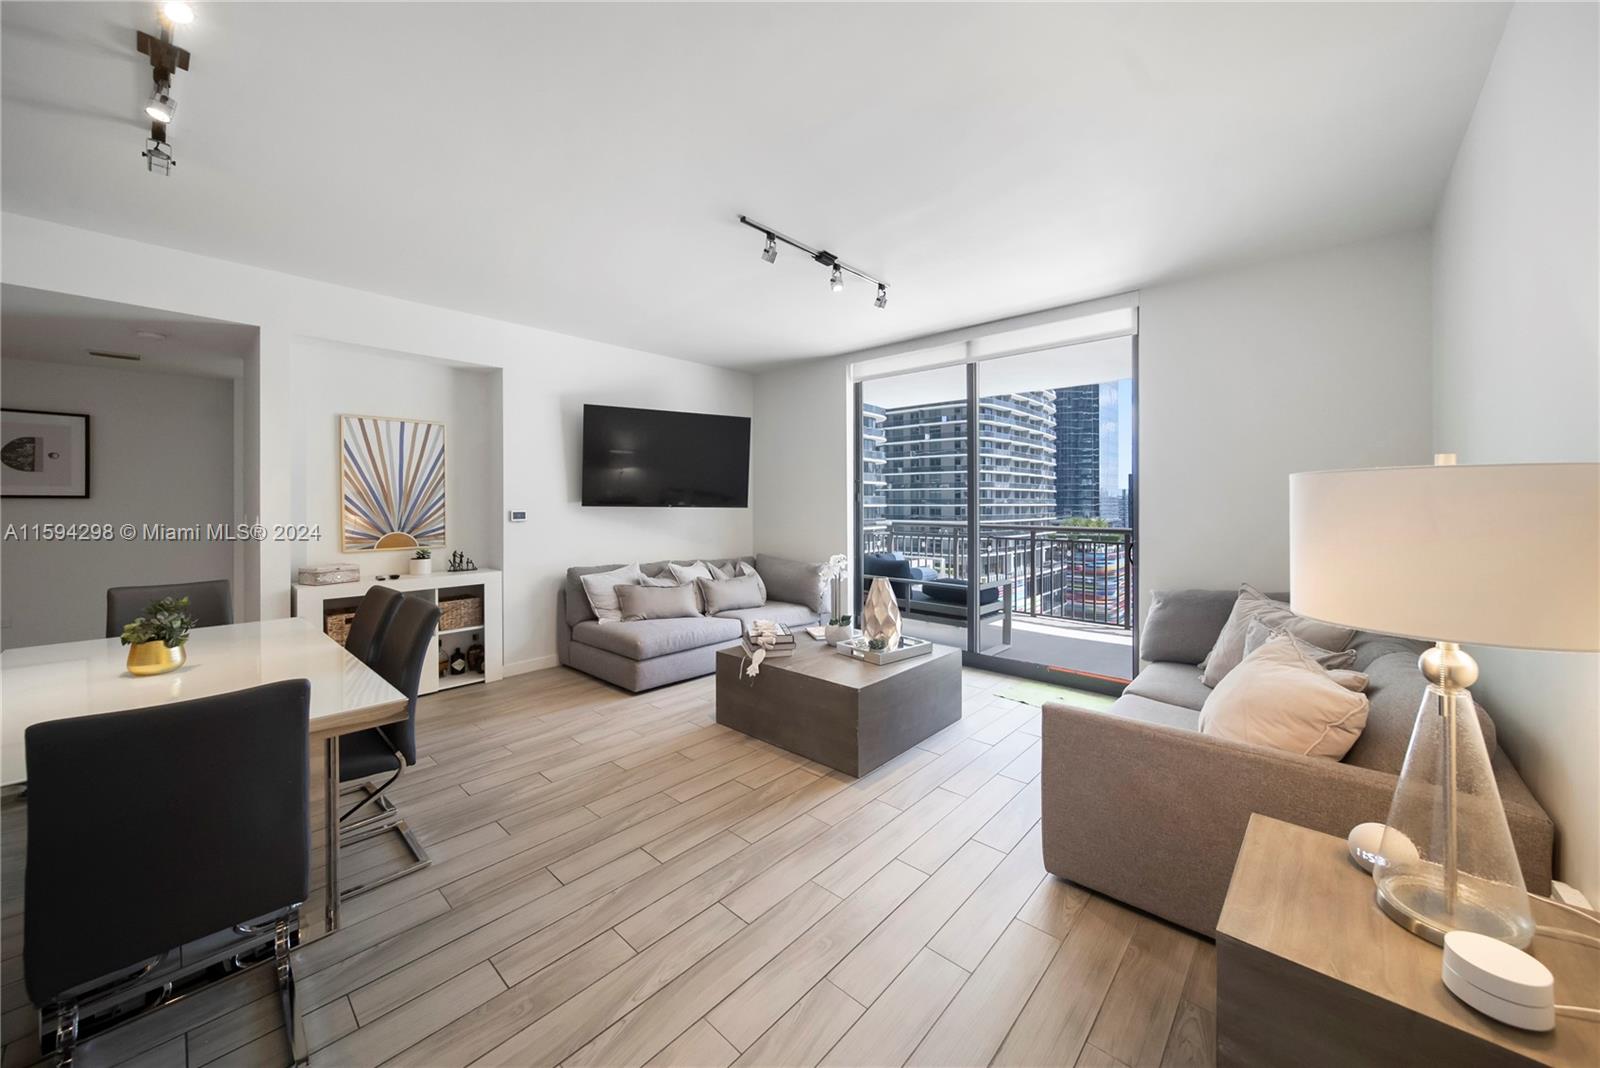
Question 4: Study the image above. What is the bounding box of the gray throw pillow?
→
[616,583,701,621]
[1200,584,1356,688]
[754,554,826,613]
[698,574,766,614]
[579,563,644,623]
[667,561,716,586]
[1140,589,1241,664]
[1243,618,1357,671]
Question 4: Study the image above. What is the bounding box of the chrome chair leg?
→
[336,751,431,900]
[274,916,308,1067]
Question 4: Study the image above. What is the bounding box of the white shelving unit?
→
[292,569,504,695]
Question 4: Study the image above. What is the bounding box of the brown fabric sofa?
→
[1041,588,1556,936]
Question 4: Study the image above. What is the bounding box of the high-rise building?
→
[860,403,888,532]
[871,391,1057,529]
[1054,385,1100,520]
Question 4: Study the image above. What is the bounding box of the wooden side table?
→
[1216,814,1598,1067]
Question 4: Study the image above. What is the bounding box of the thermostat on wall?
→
[508,510,527,522]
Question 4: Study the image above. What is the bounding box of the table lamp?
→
[1290,459,1599,948]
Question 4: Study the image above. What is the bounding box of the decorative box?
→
[298,565,361,586]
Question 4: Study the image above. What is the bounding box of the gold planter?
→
[126,640,186,676]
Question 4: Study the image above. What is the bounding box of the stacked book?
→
[742,621,795,659]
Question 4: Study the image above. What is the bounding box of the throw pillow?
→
[616,583,701,621]
[735,561,767,602]
[697,574,766,614]
[579,563,644,624]
[1243,618,1358,671]
[1140,589,1241,665]
[707,561,735,581]
[1199,634,1371,760]
[754,554,828,614]
[1327,668,1371,693]
[1199,584,1356,688]
[667,561,716,586]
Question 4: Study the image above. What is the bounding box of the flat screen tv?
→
[582,404,750,507]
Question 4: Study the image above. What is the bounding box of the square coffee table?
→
[714,634,962,777]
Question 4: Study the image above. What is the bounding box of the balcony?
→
[862,519,1134,679]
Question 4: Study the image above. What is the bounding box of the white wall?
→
[752,355,853,563]
[1137,231,1435,612]
[1431,1,1600,901]
[0,214,754,672]
[0,359,237,648]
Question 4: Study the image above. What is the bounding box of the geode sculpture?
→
[861,576,902,651]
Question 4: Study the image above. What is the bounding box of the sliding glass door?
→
[854,333,1138,687]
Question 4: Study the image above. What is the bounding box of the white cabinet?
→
[292,570,503,694]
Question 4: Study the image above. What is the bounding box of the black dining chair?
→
[338,593,439,897]
[342,585,403,666]
[105,579,233,637]
[24,680,311,1067]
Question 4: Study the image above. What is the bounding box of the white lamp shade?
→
[1290,463,1599,651]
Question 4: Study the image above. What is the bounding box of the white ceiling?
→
[0,2,1507,369]
[0,284,255,378]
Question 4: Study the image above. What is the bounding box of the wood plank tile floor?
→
[0,666,1215,1068]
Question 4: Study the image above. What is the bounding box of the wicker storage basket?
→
[440,592,484,631]
[324,608,357,647]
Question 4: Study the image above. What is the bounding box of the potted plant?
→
[411,547,433,575]
[120,596,198,676]
[821,553,857,645]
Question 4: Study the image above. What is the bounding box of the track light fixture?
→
[135,2,195,175]
[738,215,890,309]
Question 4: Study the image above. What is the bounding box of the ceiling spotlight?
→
[761,233,777,264]
[875,285,888,309]
[160,2,196,25]
[145,88,176,124]
[738,216,891,307]
[829,265,844,293]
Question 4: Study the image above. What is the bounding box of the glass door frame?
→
[852,336,1141,695]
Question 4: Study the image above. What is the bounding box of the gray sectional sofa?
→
[1040,588,1556,936]
[557,555,827,692]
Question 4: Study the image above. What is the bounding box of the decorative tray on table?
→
[835,635,933,665]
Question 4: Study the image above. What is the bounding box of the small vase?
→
[127,640,185,676]
[410,559,433,575]
[862,577,902,650]
[825,624,855,646]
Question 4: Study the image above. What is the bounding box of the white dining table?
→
[0,617,406,933]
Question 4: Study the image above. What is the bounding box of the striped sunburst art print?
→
[340,415,447,551]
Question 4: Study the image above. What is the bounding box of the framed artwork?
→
[340,414,447,551]
[1,408,90,498]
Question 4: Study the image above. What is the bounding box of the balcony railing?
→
[863,519,1133,629]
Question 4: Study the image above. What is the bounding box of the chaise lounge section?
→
[1040,588,1555,936]
[557,555,826,692]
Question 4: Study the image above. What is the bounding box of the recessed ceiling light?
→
[161,2,196,25]
[134,330,168,340]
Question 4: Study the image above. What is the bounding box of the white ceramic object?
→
[1442,931,1555,1032]
[411,558,433,575]
[824,624,856,646]
[862,576,902,650]
[1347,822,1420,873]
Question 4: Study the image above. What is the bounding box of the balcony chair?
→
[105,578,232,637]
[337,593,439,898]
[863,551,1012,639]
[24,680,311,1067]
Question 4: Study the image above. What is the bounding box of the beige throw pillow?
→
[616,583,701,621]
[667,561,716,586]
[579,564,644,623]
[1199,634,1370,760]
[697,575,765,614]
[1200,584,1356,688]
[734,561,766,602]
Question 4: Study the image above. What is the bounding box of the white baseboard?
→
[505,655,559,676]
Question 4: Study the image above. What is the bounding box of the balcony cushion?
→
[1124,662,1212,712]
[571,617,743,661]
[917,580,999,607]
[715,601,821,628]
[864,552,914,581]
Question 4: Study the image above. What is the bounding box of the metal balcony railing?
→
[862,519,1133,629]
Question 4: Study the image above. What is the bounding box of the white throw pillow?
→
[1199,633,1370,760]
[667,561,716,586]
[735,561,766,602]
[580,563,644,623]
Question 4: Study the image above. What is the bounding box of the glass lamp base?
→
[1376,865,1535,948]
